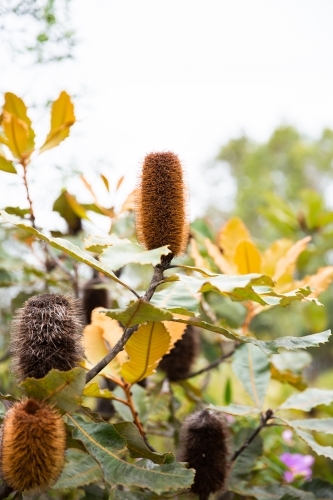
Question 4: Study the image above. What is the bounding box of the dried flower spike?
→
[136,151,189,257]
[82,275,109,324]
[159,325,199,380]
[178,410,230,499]
[0,399,66,492]
[11,293,84,382]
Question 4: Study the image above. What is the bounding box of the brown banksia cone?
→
[159,325,199,380]
[0,399,66,493]
[178,409,230,500]
[135,151,189,257]
[11,293,84,382]
[82,273,110,324]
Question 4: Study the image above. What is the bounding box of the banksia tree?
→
[178,409,230,500]
[82,272,110,324]
[135,151,189,257]
[159,325,199,380]
[0,399,66,492]
[11,293,84,382]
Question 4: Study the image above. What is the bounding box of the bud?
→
[82,276,109,324]
[0,399,66,492]
[159,325,199,380]
[178,410,230,499]
[11,293,84,382]
[135,151,189,257]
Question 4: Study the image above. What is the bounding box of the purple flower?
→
[282,429,293,444]
[280,453,314,483]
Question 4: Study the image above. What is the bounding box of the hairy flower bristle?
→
[135,151,189,256]
[11,293,84,382]
[178,410,230,499]
[159,325,199,380]
[0,399,66,492]
[82,276,109,324]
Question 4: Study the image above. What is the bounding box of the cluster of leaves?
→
[1,93,333,499]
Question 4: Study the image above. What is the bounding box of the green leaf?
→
[230,481,315,500]
[40,91,75,153]
[293,429,333,459]
[83,383,114,399]
[232,344,270,408]
[208,404,261,416]
[53,190,89,231]
[151,281,200,315]
[271,351,312,374]
[100,238,171,270]
[287,418,333,434]
[278,388,333,411]
[0,393,18,403]
[67,415,194,494]
[20,367,86,414]
[105,300,173,327]
[170,317,331,355]
[4,206,30,216]
[0,211,133,294]
[231,428,263,480]
[53,449,102,489]
[114,422,174,464]
[301,478,333,498]
[0,156,17,173]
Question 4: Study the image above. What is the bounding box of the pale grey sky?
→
[1,0,333,230]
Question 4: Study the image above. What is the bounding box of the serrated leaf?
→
[2,111,28,159]
[287,418,333,434]
[234,240,262,274]
[83,383,114,399]
[53,449,102,489]
[170,317,331,355]
[0,156,17,173]
[40,91,75,153]
[105,300,173,327]
[232,344,270,408]
[121,322,171,384]
[0,393,18,403]
[297,267,333,299]
[151,281,200,315]
[20,367,86,413]
[294,429,333,459]
[230,482,315,500]
[208,404,261,415]
[278,388,333,411]
[100,239,171,271]
[3,92,35,154]
[114,422,174,464]
[67,415,194,494]
[273,236,311,283]
[261,238,294,277]
[0,211,133,293]
[271,351,312,374]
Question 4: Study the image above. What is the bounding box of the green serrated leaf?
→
[67,415,194,494]
[232,344,270,408]
[114,421,174,465]
[230,481,315,500]
[20,367,86,414]
[151,281,200,315]
[278,388,333,412]
[105,300,173,327]
[100,239,171,271]
[287,418,333,434]
[294,429,333,459]
[53,449,102,489]
[208,404,261,416]
[0,211,133,294]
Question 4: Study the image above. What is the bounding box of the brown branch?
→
[85,262,168,384]
[21,160,35,228]
[231,409,274,462]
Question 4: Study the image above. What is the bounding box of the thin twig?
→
[231,409,274,462]
[21,160,35,228]
[85,263,168,383]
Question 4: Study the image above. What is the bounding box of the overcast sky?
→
[1,0,333,229]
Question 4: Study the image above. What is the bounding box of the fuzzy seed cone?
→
[0,399,66,493]
[159,325,199,380]
[136,151,189,257]
[11,293,84,382]
[178,410,230,499]
[82,276,110,324]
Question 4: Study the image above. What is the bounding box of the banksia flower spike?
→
[82,273,110,324]
[136,151,189,258]
[159,325,199,380]
[0,399,66,493]
[11,293,84,382]
[178,409,230,500]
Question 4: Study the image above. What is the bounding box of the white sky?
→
[1,0,333,229]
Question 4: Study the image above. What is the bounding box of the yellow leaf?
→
[234,240,262,274]
[121,322,170,384]
[116,175,124,191]
[297,266,333,298]
[273,236,311,284]
[83,324,117,378]
[218,217,251,260]
[2,111,28,159]
[204,238,237,274]
[83,382,114,399]
[3,92,35,154]
[163,317,188,348]
[91,308,127,365]
[261,239,294,277]
[40,91,75,153]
